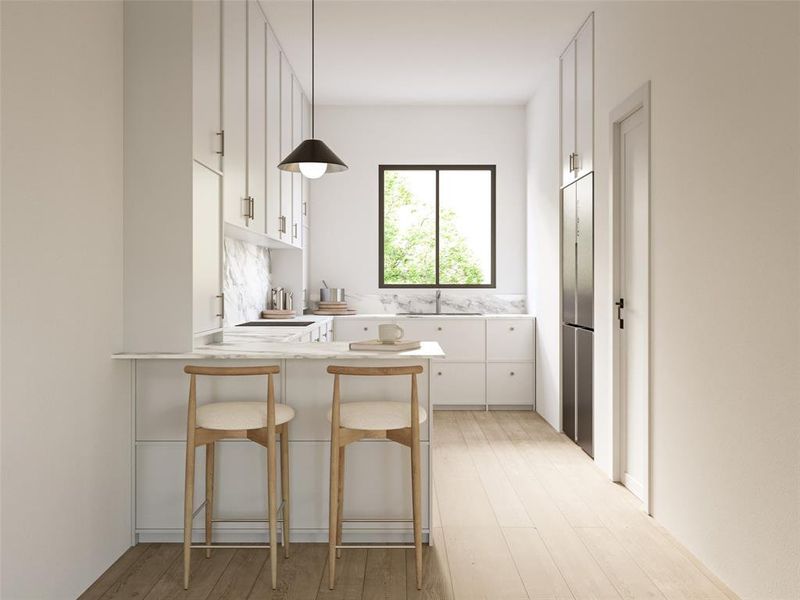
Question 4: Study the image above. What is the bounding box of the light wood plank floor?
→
[80,411,738,600]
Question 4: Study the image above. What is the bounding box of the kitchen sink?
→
[237,321,315,327]
[396,312,483,316]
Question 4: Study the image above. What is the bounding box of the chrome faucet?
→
[435,289,441,314]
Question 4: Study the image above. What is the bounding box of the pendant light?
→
[278,0,347,179]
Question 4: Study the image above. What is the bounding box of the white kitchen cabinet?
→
[265,25,282,240]
[302,224,310,308]
[192,0,221,171]
[279,53,293,243]
[487,319,534,362]
[487,363,534,406]
[192,163,222,335]
[431,363,485,407]
[333,318,395,342]
[291,76,303,247]
[560,13,593,187]
[399,319,485,362]
[301,93,311,227]
[222,0,248,227]
[246,0,266,232]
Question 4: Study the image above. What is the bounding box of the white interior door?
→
[612,84,651,508]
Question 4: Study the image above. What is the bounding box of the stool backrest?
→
[183,364,281,430]
[326,365,423,431]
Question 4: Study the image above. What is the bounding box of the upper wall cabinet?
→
[192,0,222,171]
[291,75,304,247]
[279,52,294,244]
[265,25,283,240]
[222,0,249,227]
[560,13,594,187]
[246,0,266,232]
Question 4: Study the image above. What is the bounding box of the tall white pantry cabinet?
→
[560,13,593,187]
[124,0,312,353]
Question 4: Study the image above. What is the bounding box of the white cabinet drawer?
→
[486,319,534,362]
[431,363,485,406]
[487,363,534,406]
[333,318,394,342]
[399,319,485,362]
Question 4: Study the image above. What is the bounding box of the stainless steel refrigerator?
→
[562,173,594,457]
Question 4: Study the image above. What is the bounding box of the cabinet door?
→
[575,14,594,179]
[431,363,485,407]
[562,325,575,440]
[560,39,576,187]
[486,319,534,362]
[302,225,310,309]
[576,328,593,457]
[291,76,303,246]
[487,363,534,406]
[246,0,266,231]
[265,25,282,240]
[398,319,485,362]
[302,93,311,226]
[562,181,577,325]
[279,52,293,242]
[222,0,248,227]
[192,0,221,170]
[193,162,222,334]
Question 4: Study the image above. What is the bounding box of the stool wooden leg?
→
[280,424,290,558]
[328,437,340,589]
[411,376,423,590]
[183,376,197,590]
[267,424,278,589]
[336,445,345,559]
[205,442,215,559]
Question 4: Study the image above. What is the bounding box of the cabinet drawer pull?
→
[437,326,443,331]
[363,327,368,331]
[509,326,515,331]
[437,371,442,376]
[510,371,515,376]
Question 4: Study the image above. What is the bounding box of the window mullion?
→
[434,169,440,286]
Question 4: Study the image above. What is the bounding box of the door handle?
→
[615,298,624,329]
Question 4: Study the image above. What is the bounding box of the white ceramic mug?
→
[378,323,404,343]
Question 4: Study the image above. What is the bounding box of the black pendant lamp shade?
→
[278,0,347,178]
[277,139,347,175]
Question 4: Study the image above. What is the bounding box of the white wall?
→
[309,105,527,304]
[527,3,800,598]
[0,2,131,598]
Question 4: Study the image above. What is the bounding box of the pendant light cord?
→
[311,0,315,138]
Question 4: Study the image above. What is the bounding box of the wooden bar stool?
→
[326,365,427,590]
[182,365,294,590]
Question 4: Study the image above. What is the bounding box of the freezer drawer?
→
[561,325,575,440]
[576,328,593,457]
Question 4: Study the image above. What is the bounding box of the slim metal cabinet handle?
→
[249,197,255,219]
[293,223,297,238]
[303,201,308,216]
[216,130,225,156]
[216,293,225,319]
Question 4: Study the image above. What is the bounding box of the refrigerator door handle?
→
[615,298,624,329]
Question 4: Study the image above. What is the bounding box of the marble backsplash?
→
[223,237,270,326]
[315,290,528,314]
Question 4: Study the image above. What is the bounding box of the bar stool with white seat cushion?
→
[182,365,294,591]
[325,365,426,590]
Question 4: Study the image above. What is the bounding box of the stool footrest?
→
[341,517,412,523]
[335,544,415,550]
[191,544,271,550]
[210,517,284,523]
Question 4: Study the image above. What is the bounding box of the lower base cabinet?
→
[487,363,534,406]
[431,362,485,407]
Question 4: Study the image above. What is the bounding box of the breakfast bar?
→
[114,336,444,547]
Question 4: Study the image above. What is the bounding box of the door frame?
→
[610,82,652,513]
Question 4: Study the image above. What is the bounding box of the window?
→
[379,165,496,288]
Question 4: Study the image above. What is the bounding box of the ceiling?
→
[260,1,594,105]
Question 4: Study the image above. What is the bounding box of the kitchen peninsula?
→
[114,330,443,546]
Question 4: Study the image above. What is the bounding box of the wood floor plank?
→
[98,543,181,600]
[502,527,574,600]
[443,526,528,600]
[361,548,406,600]
[406,527,455,600]
[144,547,236,600]
[455,412,533,527]
[79,544,150,600]
[316,548,368,600]
[247,543,327,600]
[206,549,266,600]
[576,527,665,600]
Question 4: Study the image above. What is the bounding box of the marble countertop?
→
[113,335,444,360]
[328,313,536,320]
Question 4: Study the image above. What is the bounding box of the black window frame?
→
[378,164,496,289]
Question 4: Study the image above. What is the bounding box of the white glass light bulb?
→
[299,162,327,179]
